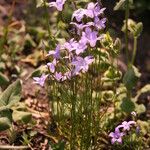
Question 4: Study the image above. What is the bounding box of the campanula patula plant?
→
[33,0,150,149]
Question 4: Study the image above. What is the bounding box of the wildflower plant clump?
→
[34,0,122,149]
[33,0,147,149]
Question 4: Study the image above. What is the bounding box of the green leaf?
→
[137,120,149,135]
[27,65,47,79]
[135,104,146,114]
[13,110,32,124]
[122,19,143,38]
[114,0,133,10]
[0,72,9,87]
[123,66,141,91]
[138,84,150,94]
[114,0,126,10]
[103,66,122,82]
[0,107,12,131]
[12,102,27,111]
[120,97,135,113]
[101,91,114,102]
[134,22,143,37]
[51,140,65,150]
[114,38,121,53]
[0,62,6,71]
[0,108,12,121]
[0,80,22,107]
[36,0,44,7]
[36,0,49,8]
[134,84,150,102]
[0,117,11,131]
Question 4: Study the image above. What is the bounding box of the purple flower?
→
[86,2,106,18]
[75,39,87,55]
[70,22,88,30]
[33,74,48,87]
[54,72,63,81]
[63,39,78,52]
[47,44,61,59]
[82,27,103,47]
[93,4,106,17]
[48,0,66,11]
[94,17,106,29]
[72,3,105,21]
[116,121,136,131]
[72,56,94,74]
[60,71,72,81]
[63,38,87,55]
[72,9,86,22]
[70,22,93,34]
[109,129,125,144]
[86,2,96,18]
[47,59,57,73]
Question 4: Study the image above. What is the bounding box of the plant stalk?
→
[125,0,130,66]
[131,37,137,65]
[43,0,55,47]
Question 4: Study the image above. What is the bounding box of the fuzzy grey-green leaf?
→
[0,117,11,131]
[120,97,135,113]
[114,0,133,10]
[0,72,9,87]
[135,104,146,114]
[0,80,22,107]
[123,66,141,90]
[13,110,32,124]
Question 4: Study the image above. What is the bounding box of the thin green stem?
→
[43,0,55,47]
[70,79,77,150]
[125,0,130,66]
[131,37,137,65]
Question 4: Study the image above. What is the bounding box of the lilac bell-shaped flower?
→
[33,74,48,87]
[109,128,125,144]
[48,0,66,11]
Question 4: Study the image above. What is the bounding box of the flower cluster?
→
[109,120,136,144]
[33,2,106,86]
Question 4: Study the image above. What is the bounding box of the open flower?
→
[48,0,66,11]
[86,2,106,18]
[109,129,125,144]
[47,59,57,73]
[75,39,87,55]
[54,72,63,81]
[116,121,136,131]
[86,2,96,18]
[47,44,61,59]
[72,8,86,22]
[33,74,48,87]
[93,4,106,17]
[63,38,78,52]
[72,56,94,75]
[70,22,93,34]
[82,27,103,47]
[94,17,106,29]
[63,38,87,55]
